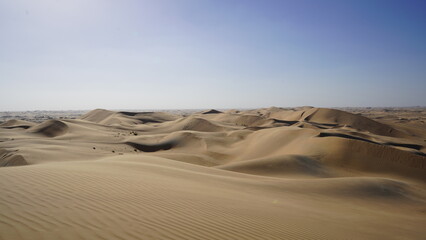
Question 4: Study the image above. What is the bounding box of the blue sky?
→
[1,0,425,110]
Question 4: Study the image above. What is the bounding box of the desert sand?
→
[1,107,425,240]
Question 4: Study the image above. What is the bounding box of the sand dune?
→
[0,119,35,129]
[1,107,425,239]
[27,120,69,137]
[201,109,222,114]
[0,148,27,166]
[81,108,179,126]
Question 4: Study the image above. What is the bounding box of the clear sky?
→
[1,0,425,110]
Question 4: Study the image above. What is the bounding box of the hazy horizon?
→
[2,106,426,113]
[1,0,425,111]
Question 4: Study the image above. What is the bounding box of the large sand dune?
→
[1,107,425,239]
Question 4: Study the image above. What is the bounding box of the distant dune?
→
[1,107,425,240]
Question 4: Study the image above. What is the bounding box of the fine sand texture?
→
[1,107,425,239]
